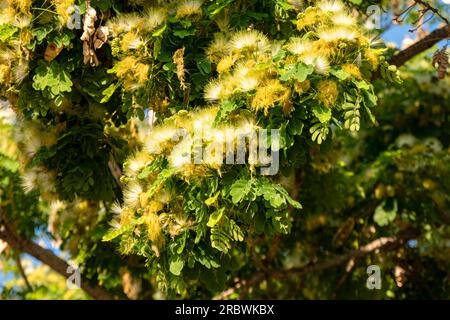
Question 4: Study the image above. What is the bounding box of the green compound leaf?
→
[169,255,185,276]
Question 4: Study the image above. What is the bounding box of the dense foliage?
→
[0,0,449,299]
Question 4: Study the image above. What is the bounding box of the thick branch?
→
[389,24,450,67]
[215,229,418,299]
[285,231,416,275]
[0,222,115,300]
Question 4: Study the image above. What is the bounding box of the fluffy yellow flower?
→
[204,80,224,102]
[317,80,339,108]
[136,63,149,83]
[115,56,139,77]
[313,56,330,75]
[123,182,143,208]
[124,151,153,177]
[229,30,270,54]
[107,14,149,35]
[144,211,164,249]
[342,63,362,79]
[0,64,11,84]
[121,32,144,51]
[52,0,75,25]
[115,57,148,90]
[294,79,311,95]
[332,13,356,27]
[144,125,179,154]
[142,7,167,32]
[318,27,358,42]
[206,34,229,63]
[178,163,208,180]
[286,38,313,56]
[7,0,32,14]
[364,49,380,70]
[311,39,337,59]
[251,79,292,114]
[216,55,236,74]
[318,0,344,13]
[176,0,203,18]
[296,7,323,30]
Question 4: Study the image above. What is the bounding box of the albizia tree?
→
[0,0,449,299]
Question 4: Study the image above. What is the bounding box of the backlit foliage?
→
[0,0,449,299]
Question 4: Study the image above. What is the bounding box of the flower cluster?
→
[114,105,267,255]
[107,8,168,91]
[203,0,383,121]
[113,1,387,282]
[0,0,32,87]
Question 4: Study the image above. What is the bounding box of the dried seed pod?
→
[79,1,108,67]
[432,46,449,80]
[93,26,109,50]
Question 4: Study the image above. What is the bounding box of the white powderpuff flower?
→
[123,182,143,208]
[195,108,218,127]
[206,34,230,61]
[302,55,316,66]
[204,80,223,101]
[177,0,203,17]
[314,56,330,74]
[332,13,356,26]
[168,136,193,168]
[107,14,143,35]
[13,15,31,29]
[234,62,252,78]
[319,27,357,42]
[144,126,179,154]
[108,217,122,231]
[111,201,123,217]
[318,0,344,13]
[301,54,329,74]
[125,152,150,176]
[286,38,312,55]
[21,170,38,193]
[239,75,259,92]
[422,137,443,152]
[229,30,270,53]
[24,133,43,157]
[0,240,7,254]
[271,42,282,56]
[126,34,145,50]
[395,134,417,148]
[235,119,258,137]
[143,8,167,32]
[21,167,54,194]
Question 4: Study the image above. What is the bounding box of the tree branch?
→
[215,229,418,299]
[389,24,450,68]
[0,221,116,300]
[285,230,417,275]
[14,253,33,292]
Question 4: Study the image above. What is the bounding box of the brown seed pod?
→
[432,46,449,80]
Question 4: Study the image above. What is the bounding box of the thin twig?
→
[14,253,33,292]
